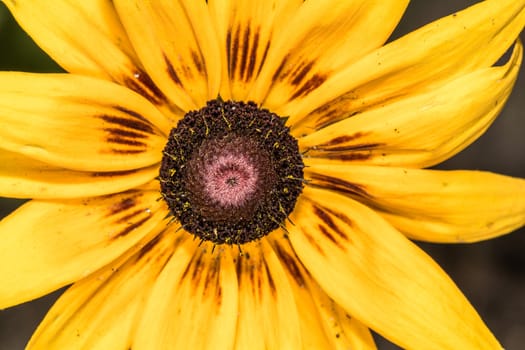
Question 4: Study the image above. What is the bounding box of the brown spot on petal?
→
[272,56,289,84]
[191,254,205,284]
[227,23,263,83]
[180,255,194,282]
[124,69,168,106]
[106,192,154,239]
[137,234,162,260]
[315,110,360,130]
[316,132,369,149]
[108,196,137,216]
[318,224,343,248]
[245,28,260,82]
[309,94,360,129]
[252,259,263,299]
[291,61,314,86]
[263,259,277,297]
[191,50,205,74]
[134,232,176,275]
[164,54,183,86]
[90,169,138,178]
[271,57,329,100]
[203,256,220,292]
[235,256,243,282]
[257,41,270,77]
[317,151,374,162]
[203,256,223,308]
[317,142,382,153]
[106,137,147,148]
[290,73,328,100]
[100,115,155,134]
[237,254,268,301]
[313,205,349,243]
[308,173,370,199]
[313,205,338,232]
[113,216,150,239]
[303,229,325,256]
[110,149,147,155]
[116,209,145,224]
[100,110,158,154]
[228,26,241,81]
[324,207,355,230]
[239,25,251,81]
[114,106,152,124]
[226,28,233,78]
[273,244,305,286]
[104,128,146,140]
[179,249,222,306]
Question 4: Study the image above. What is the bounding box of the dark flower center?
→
[159,99,304,245]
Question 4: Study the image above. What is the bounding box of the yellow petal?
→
[298,41,522,168]
[306,160,525,243]
[1,0,171,107]
[309,288,377,350]
[0,187,168,308]
[208,0,302,101]
[1,0,134,79]
[233,239,302,350]
[256,0,408,108]
[269,238,332,349]
[270,238,377,349]
[114,0,218,111]
[133,237,238,350]
[27,228,179,350]
[0,73,170,172]
[289,187,502,349]
[287,0,525,128]
[0,149,157,199]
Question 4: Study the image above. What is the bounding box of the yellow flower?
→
[0,0,524,349]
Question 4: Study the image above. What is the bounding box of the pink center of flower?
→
[204,154,258,207]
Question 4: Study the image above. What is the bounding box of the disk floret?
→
[159,99,304,245]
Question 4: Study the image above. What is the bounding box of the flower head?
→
[0,0,524,349]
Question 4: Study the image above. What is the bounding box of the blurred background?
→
[0,1,524,349]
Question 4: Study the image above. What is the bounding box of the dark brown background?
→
[0,1,524,349]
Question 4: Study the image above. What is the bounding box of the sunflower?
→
[0,0,524,349]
